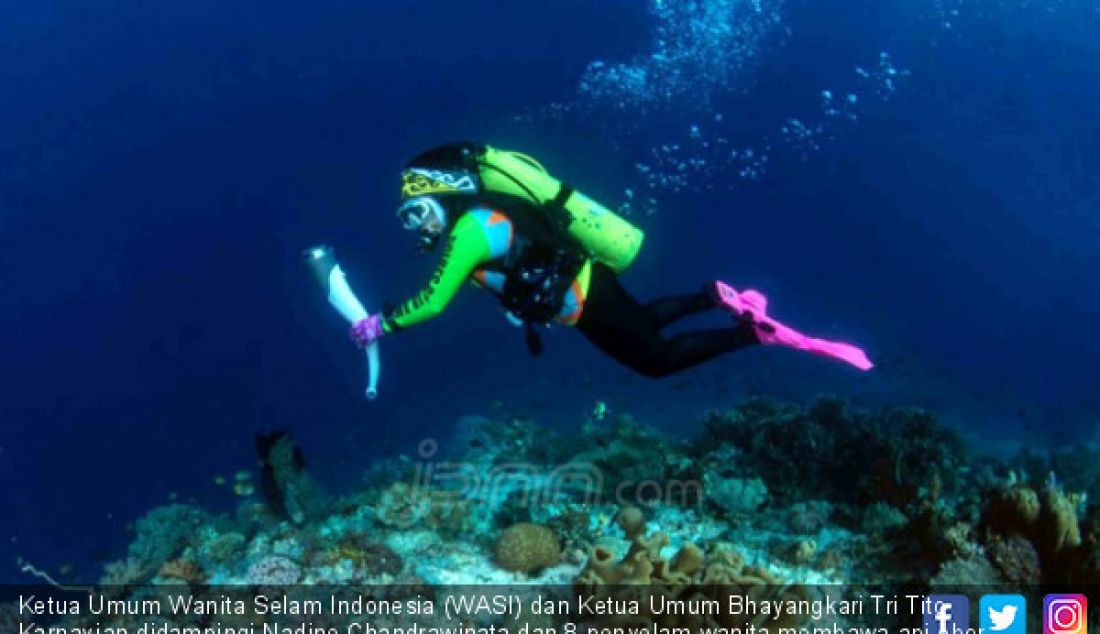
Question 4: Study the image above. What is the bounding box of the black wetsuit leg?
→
[576,263,758,378]
[643,293,714,328]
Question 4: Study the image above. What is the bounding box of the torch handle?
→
[305,245,380,399]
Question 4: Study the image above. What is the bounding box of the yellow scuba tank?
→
[475,146,644,273]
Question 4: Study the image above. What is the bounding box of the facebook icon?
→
[925,595,970,634]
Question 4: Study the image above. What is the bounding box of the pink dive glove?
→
[349,314,385,348]
[714,281,874,371]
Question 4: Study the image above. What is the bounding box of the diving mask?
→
[397,196,446,230]
[396,196,447,252]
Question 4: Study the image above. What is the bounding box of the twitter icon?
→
[981,595,1026,634]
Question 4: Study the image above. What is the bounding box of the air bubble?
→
[576,0,785,109]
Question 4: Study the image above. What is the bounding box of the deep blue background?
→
[1,0,1097,582]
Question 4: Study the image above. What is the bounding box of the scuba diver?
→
[349,143,872,378]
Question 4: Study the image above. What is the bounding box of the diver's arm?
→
[382,214,491,331]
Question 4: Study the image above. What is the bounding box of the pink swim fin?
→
[714,281,874,371]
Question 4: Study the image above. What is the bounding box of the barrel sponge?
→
[495,523,561,573]
[616,506,646,539]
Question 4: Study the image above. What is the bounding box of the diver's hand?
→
[349,314,384,348]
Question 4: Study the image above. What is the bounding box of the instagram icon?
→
[1045,595,1088,634]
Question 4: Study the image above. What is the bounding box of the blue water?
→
[1,0,1097,582]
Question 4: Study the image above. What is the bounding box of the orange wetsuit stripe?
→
[559,278,585,325]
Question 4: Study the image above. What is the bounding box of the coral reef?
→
[1036,484,1083,557]
[703,474,769,517]
[246,555,302,585]
[929,555,1000,588]
[195,529,247,571]
[373,482,433,528]
[374,482,472,536]
[546,507,597,554]
[574,507,818,632]
[984,483,1040,534]
[68,393,1100,601]
[450,415,562,468]
[99,557,149,585]
[973,479,1090,584]
[701,396,966,511]
[571,413,696,503]
[98,504,208,584]
[787,501,833,535]
[156,558,206,585]
[776,538,817,566]
[315,532,405,578]
[859,502,908,534]
[986,533,1041,584]
[494,523,562,573]
[1012,444,1100,501]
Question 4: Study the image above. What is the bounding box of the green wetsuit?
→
[382,206,591,332]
